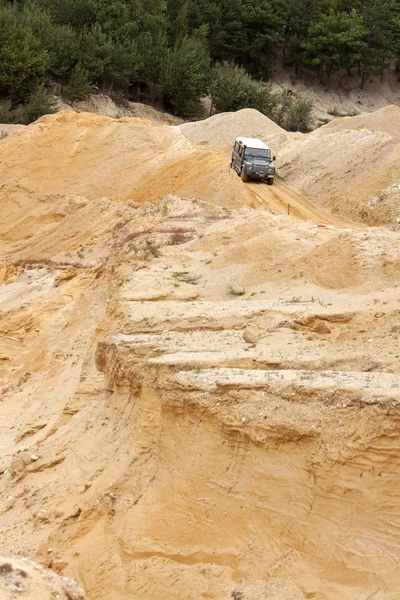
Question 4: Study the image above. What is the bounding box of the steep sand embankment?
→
[1,110,400,600]
[277,106,400,228]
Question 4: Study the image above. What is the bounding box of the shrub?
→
[170,232,187,245]
[210,62,314,132]
[209,61,277,115]
[0,87,57,125]
[0,100,14,124]
[327,105,343,116]
[274,90,315,132]
[20,86,58,123]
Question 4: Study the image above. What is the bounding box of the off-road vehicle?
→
[231,137,276,184]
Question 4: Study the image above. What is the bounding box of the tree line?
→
[0,0,399,126]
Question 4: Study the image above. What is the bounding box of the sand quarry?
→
[1,106,400,600]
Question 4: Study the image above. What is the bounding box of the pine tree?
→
[302,10,367,82]
[62,63,94,101]
[0,10,49,101]
[360,0,400,84]
[162,34,209,116]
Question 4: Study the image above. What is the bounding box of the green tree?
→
[187,0,220,43]
[241,0,285,78]
[8,1,80,79]
[210,61,254,112]
[0,100,15,124]
[279,0,321,71]
[137,30,168,86]
[360,0,400,84]
[39,0,97,30]
[209,61,313,132]
[105,41,138,90]
[0,8,49,101]
[186,0,284,78]
[62,63,94,101]
[78,24,113,80]
[0,86,58,124]
[162,34,209,116]
[302,10,367,82]
[168,0,189,44]
[204,0,249,64]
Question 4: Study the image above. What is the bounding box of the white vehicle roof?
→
[235,137,270,150]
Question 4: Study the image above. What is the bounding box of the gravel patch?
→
[181,108,286,147]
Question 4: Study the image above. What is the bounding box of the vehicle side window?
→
[234,142,239,153]
[239,145,243,157]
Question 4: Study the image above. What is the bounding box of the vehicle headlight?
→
[268,165,275,174]
[244,162,252,171]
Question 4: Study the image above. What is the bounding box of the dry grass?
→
[123,230,151,243]
[12,258,84,269]
[146,241,161,258]
[155,227,196,234]
[170,232,189,245]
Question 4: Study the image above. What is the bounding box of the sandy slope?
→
[58,94,182,124]
[1,109,400,600]
[181,105,400,230]
[274,106,400,227]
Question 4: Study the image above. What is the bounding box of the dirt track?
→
[141,141,352,227]
[245,177,353,226]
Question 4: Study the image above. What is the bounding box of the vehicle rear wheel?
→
[241,170,248,182]
[267,177,274,185]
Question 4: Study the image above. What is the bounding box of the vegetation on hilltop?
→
[0,0,399,126]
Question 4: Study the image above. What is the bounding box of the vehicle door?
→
[237,143,245,172]
[232,142,241,172]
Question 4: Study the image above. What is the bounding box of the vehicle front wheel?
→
[267,178,274,185]
[241,170,248,182]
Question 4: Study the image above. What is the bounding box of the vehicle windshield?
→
[244,148,271,160]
